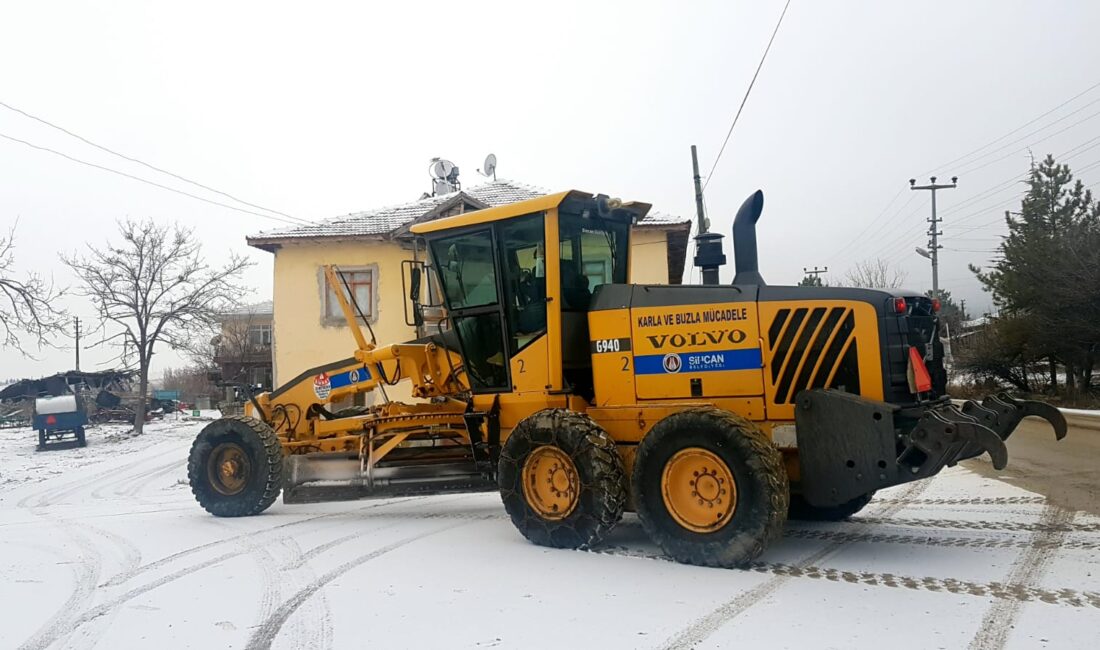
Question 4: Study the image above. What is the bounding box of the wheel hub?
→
[523,446,579,520]
[207,443,251,496]
[661,447,737,533]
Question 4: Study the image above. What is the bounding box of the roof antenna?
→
[428,158,460,196]
[477,153,497,181]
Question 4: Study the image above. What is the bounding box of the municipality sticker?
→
[313,372,332,399]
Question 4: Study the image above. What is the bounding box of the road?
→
[965,414,1100,517]
[1,417,1098,649]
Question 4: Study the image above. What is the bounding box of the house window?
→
[323,268,375,323]
[250,366,273,389]
[247,324,272,347]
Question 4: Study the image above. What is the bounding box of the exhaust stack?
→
[732,190,765,285]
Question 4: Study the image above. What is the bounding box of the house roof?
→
[224,300,274,317]
[246,179,689,252]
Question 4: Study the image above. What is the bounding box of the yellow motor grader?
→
[188,189,1066,568]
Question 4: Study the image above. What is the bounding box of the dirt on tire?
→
[498,408,626,550]
[188,415,283,517]
[633,406,789,568]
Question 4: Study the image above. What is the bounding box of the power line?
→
[0,131,307,227]
[860,196,928,253]
[919,78,1100,176]
[0,99,309,226]
[702,0,792,191]
[952,104,1100,178]
[841,81,1100,272]
[825,189,907,264]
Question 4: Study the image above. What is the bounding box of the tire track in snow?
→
[244,520,474,650]
[593,548,1100,609]
[90,460,179,501]
[874,496,1047,506]
[17,449,178,509]
[117,461,184,500]
[102,496,424,587]
[966,504,1075,650]
[16,513,139,649]
[21,498,424,649]
[783,526,1100,552]
[657,480,932,650]
[18,527,102,650]
[851,515,1098,533]
[27,497,493,649]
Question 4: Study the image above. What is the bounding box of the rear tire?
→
[787,491,875,521]
[633,407,788,568]
[188,416,283,517]
[499,409,626,550]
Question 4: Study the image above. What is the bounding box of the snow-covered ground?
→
[1,419,1097,650]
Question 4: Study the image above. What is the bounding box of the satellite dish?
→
[429,159,456,180]
[478,153,498,180]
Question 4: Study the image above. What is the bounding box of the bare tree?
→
[844,258,907,289]
[0,221,67,349]
[186,303,271,388]
[161,366,219,402]
[64,219,251,433]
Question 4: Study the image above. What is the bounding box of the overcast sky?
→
[3,0,1099,381]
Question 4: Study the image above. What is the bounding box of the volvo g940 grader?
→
[188,189,1066,568]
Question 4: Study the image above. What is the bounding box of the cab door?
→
[428,227,511,393]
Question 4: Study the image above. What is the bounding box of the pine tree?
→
[972,154,1100,392]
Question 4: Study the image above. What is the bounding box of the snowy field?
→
[1,418,1097,650]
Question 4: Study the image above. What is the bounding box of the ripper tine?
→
[996,394,1069,441]
[904,410,1007,474]
[980,395,1024,441]
[960,400,999,429]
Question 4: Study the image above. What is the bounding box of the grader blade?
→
[282,455,496,504]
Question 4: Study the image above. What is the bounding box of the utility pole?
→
[803,266,828,278]
[910,175,957,300]
[74,316,81,371]
[690,145,726,284]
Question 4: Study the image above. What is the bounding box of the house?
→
[247,179,691,399]
[213,301,275,390]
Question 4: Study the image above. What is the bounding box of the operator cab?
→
[414,191,645,400]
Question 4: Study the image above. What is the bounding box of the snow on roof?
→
[224,300,273,316]
[247,179,688,251]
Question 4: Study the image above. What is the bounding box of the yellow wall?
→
[270,226,673,394]
[271,239,417,396]
[628,229,669,284]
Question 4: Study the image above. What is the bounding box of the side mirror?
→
[409,267,422,301]
[401,260,426,328]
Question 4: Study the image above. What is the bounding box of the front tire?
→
[498,409,626,549]
[633,407,788,568]
[188,416,283,517]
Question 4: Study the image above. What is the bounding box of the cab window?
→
[558,215,629,310]
[497,213,547,353]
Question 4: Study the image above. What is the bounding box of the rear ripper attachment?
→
[794,389,1068,508]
